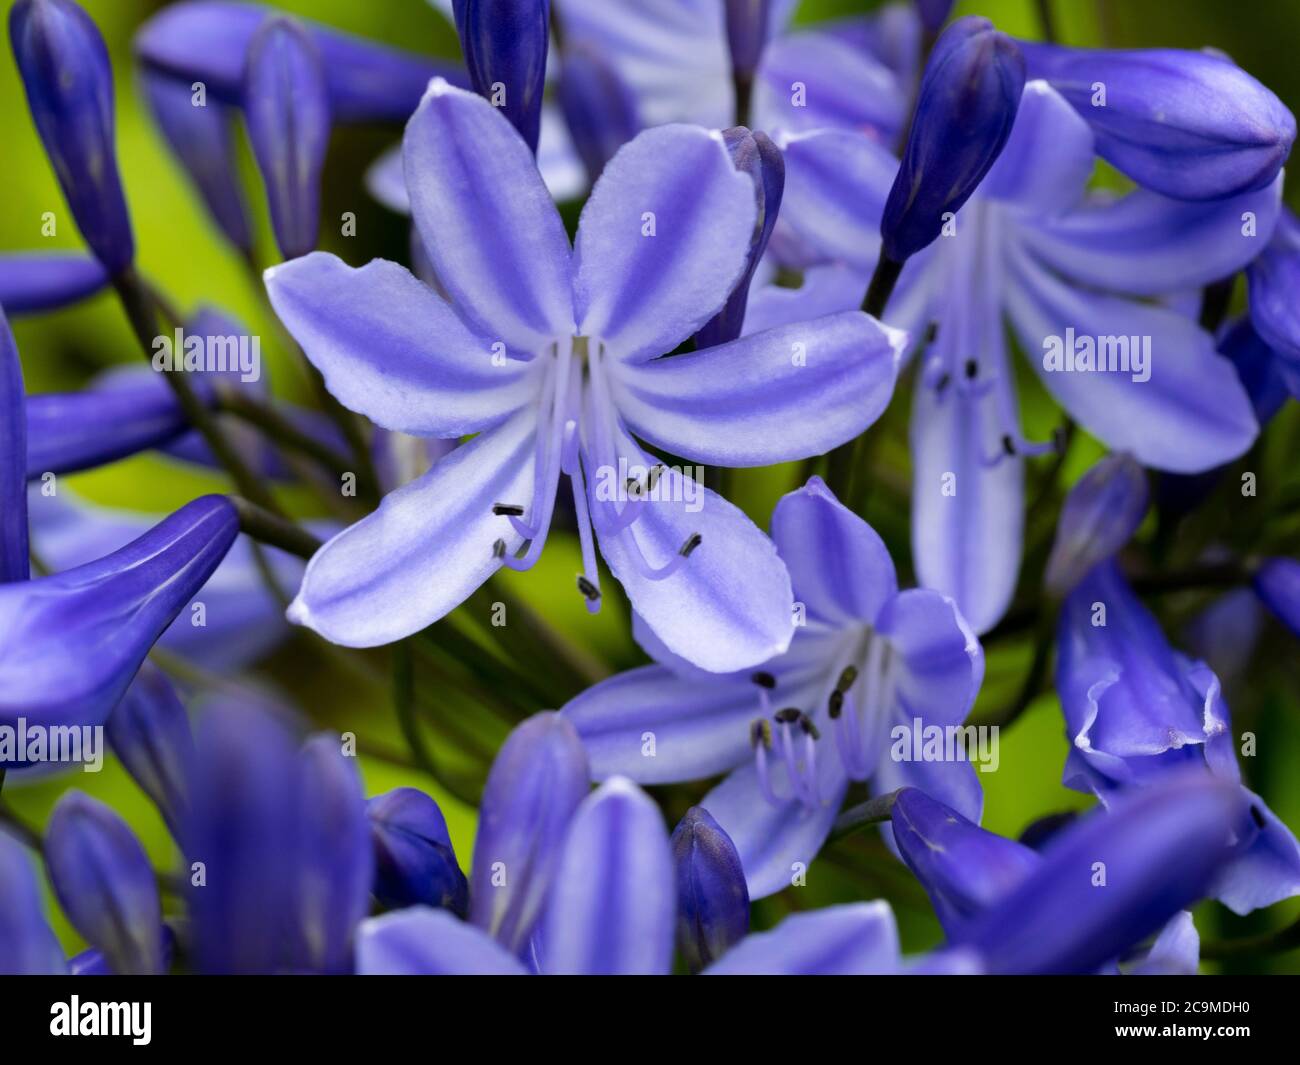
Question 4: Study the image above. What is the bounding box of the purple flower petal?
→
[541,777,674,975]
[672,805,750,971]
[1254,557,1300,639]
[877,588,984,727]
[288,408,537,647]
[107,663,194,839]
[367,787,468,915]
[611,312,901,466]
[1006,250,1259,473]
[471,713,590,954]
[454,0,550,154]
[574,124,755,363]
[266,252,544,437]
[1044,452,1149,597]
[705,901,901,975]
[403,80,575,350]
[0,833,65,974]
[1213,788,1300,916]
[356,907,528,975]
[1248,207,1300,362]
[0,313,27,584]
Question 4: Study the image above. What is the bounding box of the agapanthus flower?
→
[563,477,984,898]
[672,805,750,971]
[267,80,902,672]
[893,775,1244,974]
[9,0,135,274]
[1057,559,1300,914]
[757,79,1274,632]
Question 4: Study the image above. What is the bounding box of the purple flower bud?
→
[470,711,589,954]
[135,1,464,124]
[1043,452,1148,597]
[1253,557,1300,639]
[0,253,107,315]
[107,662,194,838]
[557,42,640,185]
[671,806,749,971]
[243,17,330,261]
[1020,42,1295,201]
[891,787,1039,934]
[45,792,165,975]
[881,17,1025,263]
[724,0,772,81]
[142,71,252,256]
[9,0,134,274]
[453,0,550,154]
[70,926,174,975]
[288,735,373,974]
[368,787,469,916]
[1248,208,1300,363]
[696,126,784,347]
[0,832,65,974]
[0,311,28,585]
[0,495,238,733]
[959,773,1242,974]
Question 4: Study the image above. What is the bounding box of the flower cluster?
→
[2,0,1300,980]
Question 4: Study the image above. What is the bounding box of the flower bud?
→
[0,495,238,732]
[0,833,65,974]
[368,787,469,915]
[557,42,640,185]
[671,806,750,971]
[0,311,28,585]
[1248,208,1300,363]
[1043,452,1148,597]
[695,127,784,347]
[881,16,1025,263]
[470,711,589,953]
[1253,557,1300,640]
[243,17,330,261]
[9,0,134,273]
[45,791,165,975]
[0,253,107,315]
[107,662,194,838]
[724,0,772,82]
[454,0,550,154]
[1020,42,1295,201]
[142,71,253,256]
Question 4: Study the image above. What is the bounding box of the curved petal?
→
[575,125,756,364]
[356,908,528,975]
[980,80,1094,217]
[592,429,793,673]
[770,476,898,627]
[700,756,847,900]
[876,588,984,726]
[1020,175,1282,297]
[266,252,542,436]
[705,901,901,975]
[541,778,675,975]
[755,29,906,138]
[610,311,901,466]
[288,409,537,647]
[1248,208,1300,362]
[742,264,865,336]
[1214,789,1300,916]
[1005,249,1259,472]
[0,834,65,975]
[402,80,575,350]
[774,128,896,271]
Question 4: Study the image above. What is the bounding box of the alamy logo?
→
[0,719,103,772]
[50,997,151,1045]
[1041,327,1151,383]
[890,718,1000,773]
[151,326,261,382]
[592,458,705,514]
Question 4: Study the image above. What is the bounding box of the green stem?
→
[829,790,900,843]
[215,387,355,480]
[229,496,323,560]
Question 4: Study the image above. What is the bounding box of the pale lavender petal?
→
[705,901,901,975]
[356,908,528,975]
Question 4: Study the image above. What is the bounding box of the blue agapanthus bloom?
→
[563,477,984,898]
[266,79,903,672]
[755,78,1279,633]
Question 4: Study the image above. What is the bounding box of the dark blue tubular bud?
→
[725,0,772,81]
[454,0,550,154]
[243,16,329,261]
[368,787,469,916]
[881,16,1025,263]
[671,806,750,972]
[0,311,28,584]
[9,0,135,274]
[1043,452,1148,597]
[696,127,785,347]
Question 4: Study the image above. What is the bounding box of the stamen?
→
[576,575,601,602]
[679,532,703,558]
[751,671,776,689]
[492,503,525,516]
[750,719,780,805]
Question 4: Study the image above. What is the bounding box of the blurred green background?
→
[2,0,1299,973]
